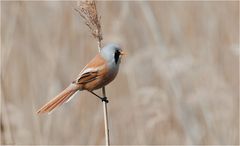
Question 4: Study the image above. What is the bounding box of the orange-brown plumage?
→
[76,54,109,91]
[37,43,124,114]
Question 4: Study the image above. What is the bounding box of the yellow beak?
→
[120,50,127,56]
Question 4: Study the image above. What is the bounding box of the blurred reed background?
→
[1,1,239,145]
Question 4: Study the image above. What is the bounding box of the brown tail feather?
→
[37,85,78,114]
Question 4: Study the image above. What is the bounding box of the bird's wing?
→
[73,54,107,85]
[75,68,98,84]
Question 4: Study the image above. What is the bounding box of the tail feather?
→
[44,91,74,113]
[37,85,78,114]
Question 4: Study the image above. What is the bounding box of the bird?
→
[37,43,125,114]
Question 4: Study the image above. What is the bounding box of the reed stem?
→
[76,1,110,145]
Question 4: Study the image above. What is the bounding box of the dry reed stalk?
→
[75,0,103,50]
[75,1,110,145]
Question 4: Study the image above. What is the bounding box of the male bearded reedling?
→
[37,43,126,114]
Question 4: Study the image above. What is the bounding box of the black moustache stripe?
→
[114,51,120,64]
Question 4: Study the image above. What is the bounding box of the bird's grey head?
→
[100,43,123,64]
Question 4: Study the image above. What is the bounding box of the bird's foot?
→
[101,97,109,103]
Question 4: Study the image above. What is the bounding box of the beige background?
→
[1,1,239,145]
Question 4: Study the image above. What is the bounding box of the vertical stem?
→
[98,41,110,146]
[102,87,110,145]
[98,41,101,52]
[76,1,109,144]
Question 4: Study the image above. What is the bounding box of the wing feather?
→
[77,71,98,84]
[72,54,108,90]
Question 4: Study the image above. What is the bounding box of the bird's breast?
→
[99,61,119,88]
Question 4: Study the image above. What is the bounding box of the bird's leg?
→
[89,91,109,103]
[89,91,102,99]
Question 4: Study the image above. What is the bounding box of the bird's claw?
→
[101,97,109,103]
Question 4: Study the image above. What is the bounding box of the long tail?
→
[37,84,79,114]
